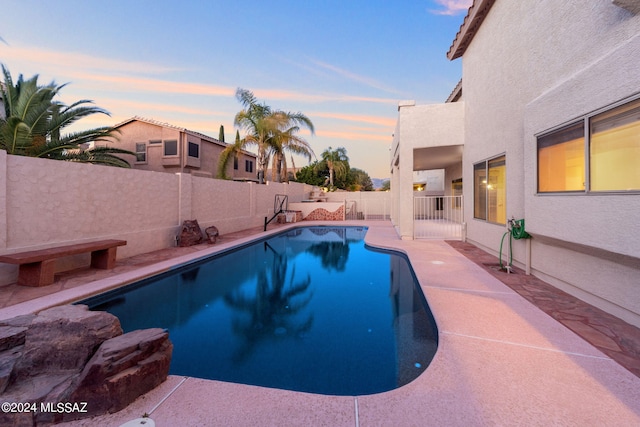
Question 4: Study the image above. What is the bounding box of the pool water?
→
[82,226,438,396]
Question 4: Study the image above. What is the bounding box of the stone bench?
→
[0,239,127,287]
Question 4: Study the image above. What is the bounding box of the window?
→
[590,99,640,191]
[188,142,199,158]
[473,163,487,220]
[537,122,585,192]
[135,143,146,163]
[537,97,640,193]
[245,160,253,173]
[474,155,506,224]
[233,155,238,170]
[164,140,178,156]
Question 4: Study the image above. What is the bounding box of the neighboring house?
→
[391,0,640,327]
[109,117,257,180]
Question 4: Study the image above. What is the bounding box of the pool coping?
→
[3,221,640,426]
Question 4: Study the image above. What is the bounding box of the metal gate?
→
[414,196,464,239]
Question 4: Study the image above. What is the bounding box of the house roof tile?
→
[447,0,496,60]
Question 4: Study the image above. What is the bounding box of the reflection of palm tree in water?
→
[224,243,313,362]
[306,241,350,272]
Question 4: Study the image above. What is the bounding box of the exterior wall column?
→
[398,143,414,240]
[397,102,416,240]
[177,173,193,225]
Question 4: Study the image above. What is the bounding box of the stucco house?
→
[391,0,640,327]
[109,117,257,180]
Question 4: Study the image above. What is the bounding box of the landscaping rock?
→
[205,225,219,244]
[66,328,172,419]
[179,219,204,246]
[13,305,122,377]
[0,325,28,352]
[0,345,22,393]
[0,305,172,426]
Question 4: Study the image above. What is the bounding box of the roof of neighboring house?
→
[113,116,257,158]
[447,0,496,60]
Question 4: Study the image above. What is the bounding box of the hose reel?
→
[499,218,531,271]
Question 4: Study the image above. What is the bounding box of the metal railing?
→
[414,196,464,239]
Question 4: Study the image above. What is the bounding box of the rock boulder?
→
[0,305,172,426]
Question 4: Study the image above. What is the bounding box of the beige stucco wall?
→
[460,0,640,325]
[324,190,391,218]
[0,152,312,286]
[390,102,465,239]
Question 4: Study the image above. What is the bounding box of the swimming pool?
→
[81,226,438,396]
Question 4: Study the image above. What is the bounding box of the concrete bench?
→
[0,239,127,287]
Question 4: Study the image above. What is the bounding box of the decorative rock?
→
[0,345,22,393]
[179,219,204,247]
[13,305,122,377]
[205,225,219,244]
[60,328,172,423]
[0,325,28,352]
[0,305,172,425]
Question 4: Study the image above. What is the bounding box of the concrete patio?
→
[1,221,639,426]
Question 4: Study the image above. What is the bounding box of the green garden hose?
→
[499,219,530,270]
[511,219,531,240]
[499,231,512,270]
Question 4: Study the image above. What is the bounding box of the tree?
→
[293,149,374,191]
[348,168,374,191]
[231,88,276,184]
[0,65,131,167]
[381,179,391,191]
[218,124,225,142]
[226,88,315,184]
[317,146,349,188]
[292,161,326,186]
[217,130,244,179]
[269,111,315,183]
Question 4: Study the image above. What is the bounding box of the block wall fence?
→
[0,151,391,286]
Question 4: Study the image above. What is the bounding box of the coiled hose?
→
[499,219,530,270]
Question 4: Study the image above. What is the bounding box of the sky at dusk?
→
[1,0,471,179]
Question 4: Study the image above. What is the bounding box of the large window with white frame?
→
[474,155,506,224]
[135,143,146,163]
[537,96,640,193]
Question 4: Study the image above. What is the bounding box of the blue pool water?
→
[81,226,438,395]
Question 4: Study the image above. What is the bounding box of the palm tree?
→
[0,65,132,167]
[228,88,315,184]
[318,146,349,188]
[231,88,276,184]
[269,111,315,183]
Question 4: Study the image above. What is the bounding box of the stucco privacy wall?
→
[0,152,312,286]
[324,190,392,217]
[460,0,640,325]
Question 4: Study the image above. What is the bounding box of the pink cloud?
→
[311,112,396,128]
[316,129,390,143]
[430,0,473,16]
